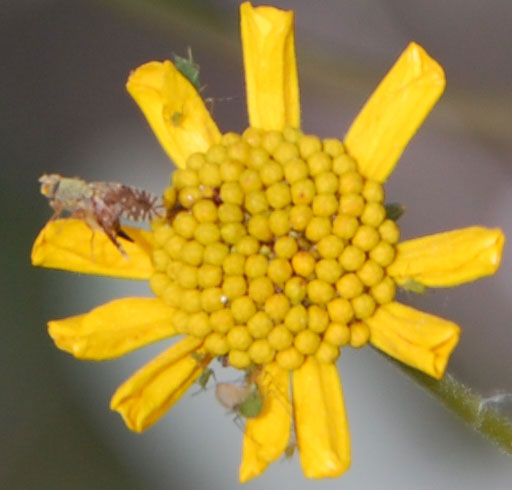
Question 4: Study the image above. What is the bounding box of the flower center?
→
[150,127,399,370]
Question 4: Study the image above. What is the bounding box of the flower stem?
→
[375,348,512,455]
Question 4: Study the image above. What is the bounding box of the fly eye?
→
[40,181,56,197]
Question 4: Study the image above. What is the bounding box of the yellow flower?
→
[32,2,505,482]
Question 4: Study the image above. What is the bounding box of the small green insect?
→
[190,352,215,391]
[215,381,264,419]
[170,111,184,127]
[238,386,264,418]
[384,202,405,221]
[284,441,297,460]
[172,47,237,115]
[173,47,201,91]
[196,367,215,391]
[400,279,427,294]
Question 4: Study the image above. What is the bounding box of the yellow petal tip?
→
[488,228,505,270]
[389,227,506,287]
[368,302,461,379]
[127,60,221,168]
[240,1,300,130]
[109,338,203,432]
[345,42,445,182]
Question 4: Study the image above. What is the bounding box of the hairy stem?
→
[376,348,512,455]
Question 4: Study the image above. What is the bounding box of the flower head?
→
[32,2,504,482]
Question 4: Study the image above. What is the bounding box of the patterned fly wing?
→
[39,174,163,257]
[89,182,163,222]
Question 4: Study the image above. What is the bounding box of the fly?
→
[39,174,163,257]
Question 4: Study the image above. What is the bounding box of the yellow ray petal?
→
[240,2,300,130]
[127,60,221,168]
[344,42,445,182]
[366,302,460,379]
[292,357,350,478]
[31,219,154,279]
[110,336,203,432]
[239,363,291,482]
[239,436,268,483]
[47,298,176,360]
[388,227,505,287]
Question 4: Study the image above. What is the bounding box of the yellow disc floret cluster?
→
[150,127,399,370]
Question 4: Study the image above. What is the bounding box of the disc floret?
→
[150,127,399,370]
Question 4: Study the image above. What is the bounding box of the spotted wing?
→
[88,194,127,254]
[90,182,163,221]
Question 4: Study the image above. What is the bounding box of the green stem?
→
[375,349,512,455]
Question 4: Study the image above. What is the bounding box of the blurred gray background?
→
[2,0,512,488]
